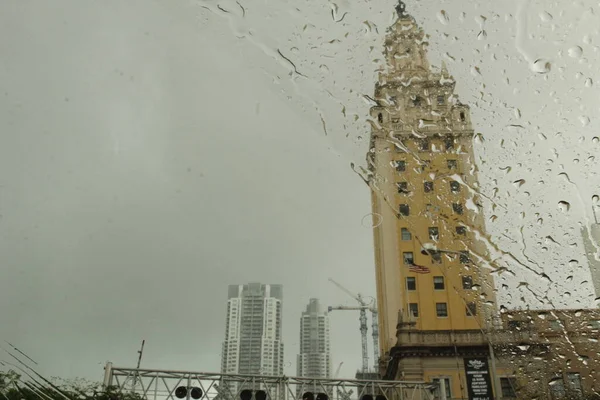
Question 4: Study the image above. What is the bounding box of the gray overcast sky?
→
[1,0,599,384]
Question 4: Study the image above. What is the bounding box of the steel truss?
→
[102,364,436,400]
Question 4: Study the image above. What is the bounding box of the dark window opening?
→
[395,160,406,171]
[433,276,445,290]
[450,181,460,193]
[406,277,416,291]
[399,204,410,216]
[403,252,414,265]
[447,159,458,169]
[507,320,522,329]
[437,95,445,105]
[462,275,473,289]
[428,227,439,240]
[456,226,467,235]
[460,251,470,264]
[401,228,411,241]
[397,182,409,194]
[453,203,464,215]
[412,96,422,107]
[436,303,448,317]
[433,378,452,400]
[378,113,383,123]
[466,302,477,316]
[408,303,419,318]
[460,111,466,121]
[424,181,434,193]
[444,137,454,150]
[500,377,517,398]
[420,138,430,151]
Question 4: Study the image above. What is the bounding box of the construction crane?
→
[327,278,379,374]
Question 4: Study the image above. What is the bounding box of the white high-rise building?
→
[296,298,331,378]
[582,223,600,303]
[221,283,284,376]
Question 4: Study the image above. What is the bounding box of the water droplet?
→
[513,179,526,187]
[539,11,553,22]
[558,201,570,212]
[437,10,450,25]
[568,46,583,58]
[531,59,551,74]
[592,137,599,143]
[579,115,590,126]
[585,78,593,87]
[361,213,383,228]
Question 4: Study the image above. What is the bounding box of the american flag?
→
[408,261,430,274]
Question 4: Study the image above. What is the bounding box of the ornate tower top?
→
[395,1,408,18]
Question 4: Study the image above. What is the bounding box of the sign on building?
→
[464,357,494,400]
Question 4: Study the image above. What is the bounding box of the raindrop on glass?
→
[437,10,450,25]
[557,201,570,212]
[568,46,583,58]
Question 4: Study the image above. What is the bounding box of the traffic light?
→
[302,392,328,400]
[240,389,268,400]
[175,386,203,399]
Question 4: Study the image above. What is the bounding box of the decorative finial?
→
[395,0,407,18]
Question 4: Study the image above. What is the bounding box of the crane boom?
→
[328,305,370,311]
[328,278,366,306]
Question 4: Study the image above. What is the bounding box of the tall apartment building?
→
[367,0,498,388]
[296,299,331,378]
[221,283,284,377]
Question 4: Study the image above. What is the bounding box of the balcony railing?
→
[396,329,541,347]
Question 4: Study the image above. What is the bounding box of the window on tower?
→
[450,181,460,193]
[409,303,419,318]
[424,181,434,193]
[395,160,406,171]
[397,182,409,194]
[437,95,445,105]
[460,111,466,121]
[452,203,464,214]
[399,204,410,216]
[500,377,517,398]
[447,159,458,169]
[428,227,439,240]
[460,251,470,264]
[419,138,430,151]
[445,137,454,150]
[433,276,445,290]
[436,303,448,317]
[412,96,422,107]
[466,302,477,316]
[456,226,467,235]
[401,228,411,241]
[378,113,383,123]
[406,277,416,290]
[403,252,414,265]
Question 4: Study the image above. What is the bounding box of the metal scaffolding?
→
[102,364,436,400]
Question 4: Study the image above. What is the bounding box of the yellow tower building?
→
[367,0,499,391]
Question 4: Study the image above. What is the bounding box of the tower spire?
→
[395,0,408,18]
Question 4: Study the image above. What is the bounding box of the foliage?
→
[1,371,143,400]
